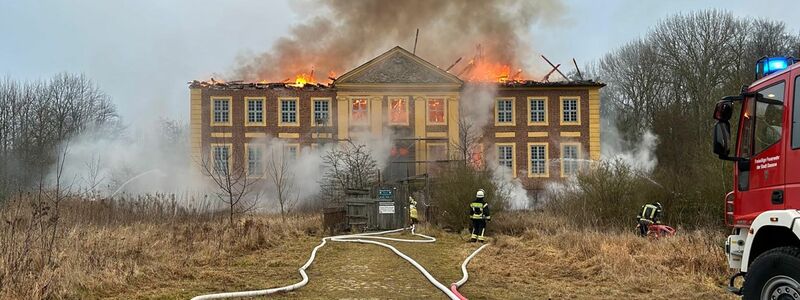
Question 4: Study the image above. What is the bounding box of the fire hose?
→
[190,226,487,300]
[450,243,489,300]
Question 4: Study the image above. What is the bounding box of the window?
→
[497,145,513,169]
[561,143,581,177]
[246,144,263,177]
[246,97,265,126]
[280,98,298,126]
[211,144,230,175]
[754,82,785,154]
[496,98,514,125]
[427,143,447,161]
[351,97,369,124]
[312,98,331,126]
[427,98,446,125]
[389,97,409,125]
[528,97,547,125]
[528,143,548,177]
[211,97,231,125]
[561,97,580,124]
[794,77,800,149]
[285,144,299,160]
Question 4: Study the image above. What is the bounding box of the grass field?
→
[0,197,736,299]
[87,220,734,299]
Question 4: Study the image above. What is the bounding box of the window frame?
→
[559,96,581,125]
[527,142,549,178]
[244,97,266,126]
[244,143,265,178]
[495,142,516,177]
[278,97,300,127]
[350,97,370,125]
[388,96,410,126]
[527,96,548,126]
[311,97,332,127]
[426,97,448,126]
[495,97,516,126]
[209,143,232,175]
[210,96,232,126]
[560,142,582,177]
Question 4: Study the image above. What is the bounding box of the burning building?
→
[189,46,604,191]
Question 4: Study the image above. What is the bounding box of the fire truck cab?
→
[714,56,800,299]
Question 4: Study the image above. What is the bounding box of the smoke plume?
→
[234,0,564,81]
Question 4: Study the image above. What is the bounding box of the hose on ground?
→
[450,243,489,300]
[191,226,484,300]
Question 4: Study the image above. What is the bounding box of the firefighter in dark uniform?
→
[468,189,491,243]
[637,202,663,237]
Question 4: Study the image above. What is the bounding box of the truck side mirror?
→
[714,101,733,121]
[713,121,731,158]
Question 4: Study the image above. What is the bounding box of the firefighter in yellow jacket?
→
[468,189,490,243]
[409,196,419,225]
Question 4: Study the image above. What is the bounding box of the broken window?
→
[496,98,514,124]
[529,97,546,124]
[247,98,264,125]
[212,145,230,175]
[562,144,580,176]
[351,98,369,124]
[247,144,263,176]
[280,98,297,125]
[212,98,230,124]
[529,144,547,176]
[497,144,513,170]
[427,98,446,124]
[313,99,330,126]
[389,97,409,125]
[561,97,579,124]
[469,144,485,169]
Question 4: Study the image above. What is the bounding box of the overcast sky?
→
[2,0,798,126]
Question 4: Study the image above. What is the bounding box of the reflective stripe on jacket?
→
[639,204,659,221]
[469,201,490,220]
[409,204,418,219]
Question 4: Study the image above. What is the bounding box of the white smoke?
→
[52,119,397,213]
[53,120,212,208]
[601,122,659,173]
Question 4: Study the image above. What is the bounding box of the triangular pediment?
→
[335,47,463,86]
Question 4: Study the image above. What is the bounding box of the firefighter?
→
[468,189,491,243]
[409,196,419,225]
[637,202,663,237]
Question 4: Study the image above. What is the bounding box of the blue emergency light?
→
[756,56,796,79]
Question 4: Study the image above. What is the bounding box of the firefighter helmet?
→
[476,189,485,198]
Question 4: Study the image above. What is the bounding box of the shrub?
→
[429,163,502,231]
[543,159,659,229]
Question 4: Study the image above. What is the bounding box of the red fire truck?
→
[714,56,800,299]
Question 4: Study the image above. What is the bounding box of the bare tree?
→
[199,142,260,224]
[265,148,297,222]
[453,116,484,168]
[320,140,378,204]
[0,73,118,196]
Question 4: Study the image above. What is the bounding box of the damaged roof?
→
[188,79,605,90]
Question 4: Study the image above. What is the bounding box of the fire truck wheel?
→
[742,246,800,300]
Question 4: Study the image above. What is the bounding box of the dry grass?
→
[0,196,735,299]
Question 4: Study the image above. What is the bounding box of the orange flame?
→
[461,60,520,83]
[289,73,314,87]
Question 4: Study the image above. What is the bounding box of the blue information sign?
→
[378,189,393,199]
